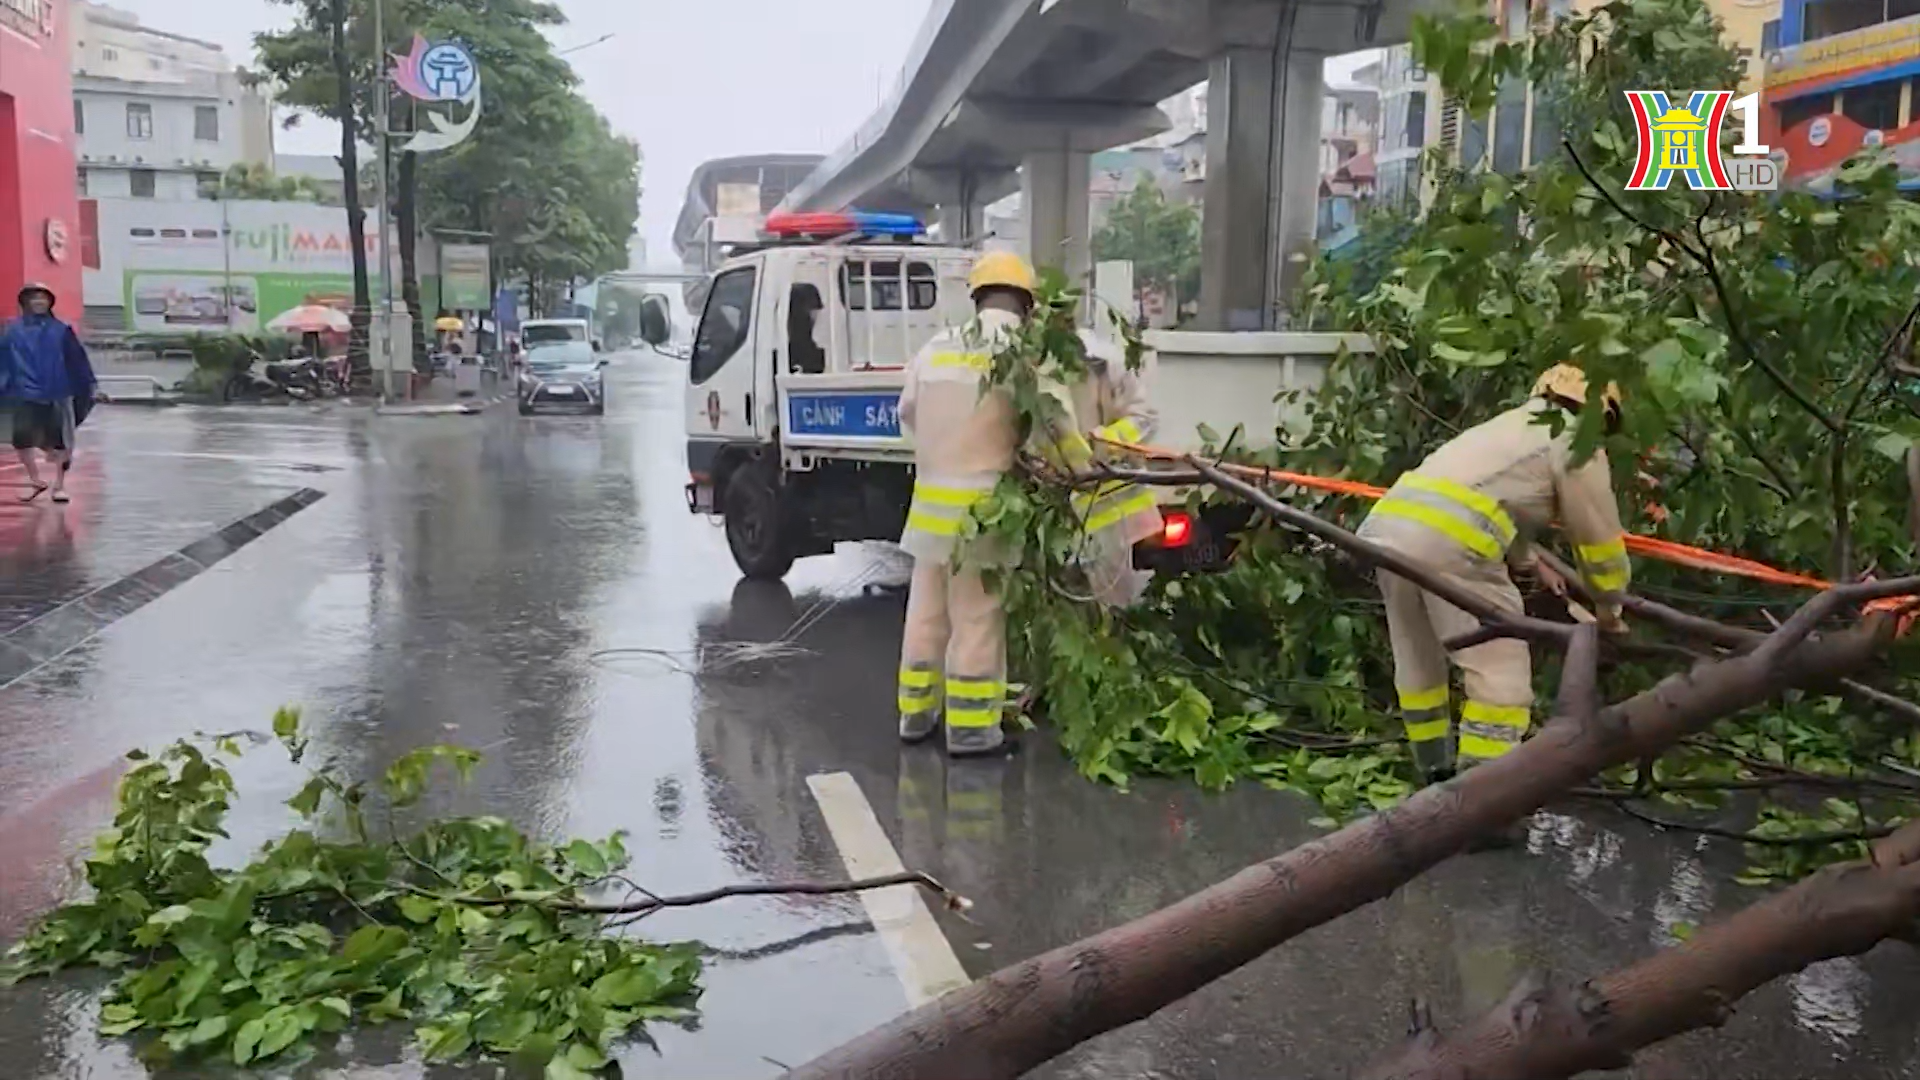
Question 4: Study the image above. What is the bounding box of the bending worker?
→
[1357,365,1632,787]
[1071,330,1162,608]
[894,252,1039,758]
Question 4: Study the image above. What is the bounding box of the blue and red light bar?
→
[763,210,926,238]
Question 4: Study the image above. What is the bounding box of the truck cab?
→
[684,212,974,578]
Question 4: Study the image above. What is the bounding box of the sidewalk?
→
[374,366,511,416]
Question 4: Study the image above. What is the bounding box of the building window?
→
[101,47,118,62]
[194,105,219,142]
[196,171,222,198]
[1761,20,1781,56]
[1776,93,1835,133]
[1804,0,1887,42]
[1407,91,1426,149]
[73,99,84,135]
[126,102,153,139]
[1529,88,1559,166]
[1503,0,1529,38]
[1492,77,1528,174]
[1894,0,1920,21]
[77,167,88,197]
[1842,80,1904,130]
[130,169,157,198]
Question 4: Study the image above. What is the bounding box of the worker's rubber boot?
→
[899,710,941,745]
[945,723,1007,758]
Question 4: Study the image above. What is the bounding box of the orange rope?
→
[1097,437,1840,592]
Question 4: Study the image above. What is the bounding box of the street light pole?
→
[372,0,396,403]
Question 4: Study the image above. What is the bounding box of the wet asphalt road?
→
[0,351,1917,1078]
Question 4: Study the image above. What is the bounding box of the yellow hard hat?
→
[1534,364,1622,413]
[968,251,1037,298]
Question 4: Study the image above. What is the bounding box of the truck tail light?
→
[1161,511,1193,547]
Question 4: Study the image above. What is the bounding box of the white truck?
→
[679,214,1371,580]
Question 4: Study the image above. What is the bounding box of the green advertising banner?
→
[440,243,491,311]
[122,270,439,334]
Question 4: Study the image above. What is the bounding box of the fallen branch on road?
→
[416,869,969,922]
[788,461,1918,1079]
[1358,820,1920,1080]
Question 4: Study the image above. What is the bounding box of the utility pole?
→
[372,0,396,402]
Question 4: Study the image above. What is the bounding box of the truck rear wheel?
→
[724,466,797,580]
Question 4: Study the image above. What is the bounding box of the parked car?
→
[519,341,606,415]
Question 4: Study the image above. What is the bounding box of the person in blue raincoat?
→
[1,283,97,504]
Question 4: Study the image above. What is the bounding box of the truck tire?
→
[724,466,797,580]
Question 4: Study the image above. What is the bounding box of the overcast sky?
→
[106,0,1377,268]
[105,0,934,264]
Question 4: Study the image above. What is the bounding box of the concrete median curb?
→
[0,488,328,690]
[374,391,509,417]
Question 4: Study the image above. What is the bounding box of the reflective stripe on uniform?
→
[1577,536,1631,593]
[1095,417,1143,444]
[1046,430,1094,468]
[905,481,991,538]
[898,665,941,716]
[1371,474,1517,561]
[1403,710,1450,744]
[945,675,1005,729]
[1073,481,1156,534]
[930,350,989,372]
[1397,684,1448,712]
[1458,700,1529,761]
[1398,682,1451,744]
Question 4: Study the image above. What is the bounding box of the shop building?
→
[0,0,83,310]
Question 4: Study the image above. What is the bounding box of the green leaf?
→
[272,707,300,741]
[398,894,440,924]
[286,777,328,818]
[565,839,608,877]
[565,1041,611,1070]
[545,1055,599,1080]
[232,1016,267,1064]
[590,964,665,1007]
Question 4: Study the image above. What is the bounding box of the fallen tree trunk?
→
[788,464,1917,1079]
[1360,820,1920,1080]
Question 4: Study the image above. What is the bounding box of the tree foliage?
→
[1092,180,1201,311]
[968,0,1920,884]
[255,0,641,300]
[1,710,701,1078]
[214,162,338,204]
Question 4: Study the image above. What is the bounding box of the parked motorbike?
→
[222,352,314,403]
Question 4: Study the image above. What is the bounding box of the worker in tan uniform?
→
[1068,330,1163,608]
[894,252,1039,757]
[1357,364,1632,789]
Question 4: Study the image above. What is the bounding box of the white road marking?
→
[807,771,970,1007]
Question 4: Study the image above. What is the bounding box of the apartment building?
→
[1385,0,1778,194]
[1763,0,1920,188]
[70,2,272,201]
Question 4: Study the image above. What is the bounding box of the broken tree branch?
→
[787,559,1898,1079]
[1534,550,1920,726]
[1357,821,1920,1080]
[417,870,967,919]
[1186,458,1577,647]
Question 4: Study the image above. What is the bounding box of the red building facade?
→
[0,0,82,311]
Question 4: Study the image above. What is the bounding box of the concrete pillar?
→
[935,170,982,243]
[1021,148,1091,290]
[1198,47,1325,331]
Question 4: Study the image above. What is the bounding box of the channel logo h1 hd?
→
[1625,90,1778,191]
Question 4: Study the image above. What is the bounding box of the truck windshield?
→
[690,267,756,385]
[524,324,586,346]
